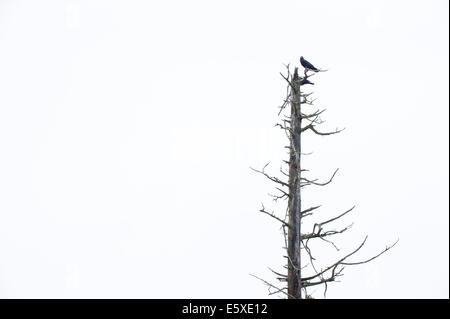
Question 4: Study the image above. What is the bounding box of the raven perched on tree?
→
[300,56,320,72]
[300,77,314,86]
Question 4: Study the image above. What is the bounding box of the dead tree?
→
[251,59,397,299]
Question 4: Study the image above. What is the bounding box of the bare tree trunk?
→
[287,68,302,299]
[252,61,397,299]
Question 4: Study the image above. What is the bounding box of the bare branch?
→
[280,72,297,94]
[303,272,341,288]
[301,237,398,294]
[301,236,369,282]
[318,206,355,228]
[341,239,399,266]
[250,163,290,188]
[301,168,339,187]
[301,205,321,217]
[319,235,342,252]
[250,274,294,298]
[259,204,290,228]
[302,223,353,240]
[268,267,288,282]
[310,125,345,136]
[301,109,326,119]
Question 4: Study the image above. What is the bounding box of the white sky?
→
[0,0,448,298]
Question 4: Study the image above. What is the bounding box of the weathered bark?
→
[287,68,302,299]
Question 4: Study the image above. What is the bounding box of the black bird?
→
[300,56,320,72]
[300,77,314,86]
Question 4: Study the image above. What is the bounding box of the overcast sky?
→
[0,0,448,299]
